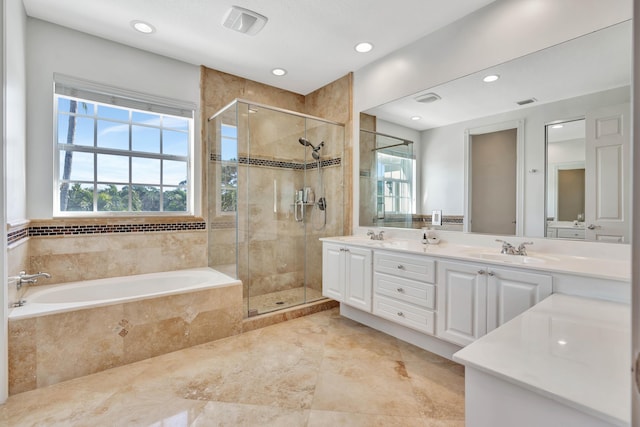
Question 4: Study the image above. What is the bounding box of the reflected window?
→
[376,151,415,215]
[219,123,238,214]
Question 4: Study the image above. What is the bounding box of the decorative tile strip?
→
[210,153,341,170]
[209,221,236,229]
[27,220,206,238]
[7,225,29,245]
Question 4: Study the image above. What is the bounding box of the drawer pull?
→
[396,287,405,293]
[397,312,404,317]
[477,270,486,275]
[487,271,495,276]
[397,265,405,270]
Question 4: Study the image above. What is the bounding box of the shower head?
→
[312,151,320,160]
[298,137,313,148]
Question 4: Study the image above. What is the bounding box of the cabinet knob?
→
[397,312,404,317]
[487,271,495,276]
[397,265,405,270]
[477,270,486,275]
[396,287,405,293]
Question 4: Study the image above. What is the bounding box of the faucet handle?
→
[517,241,533,256]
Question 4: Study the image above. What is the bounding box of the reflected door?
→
[469,128,517,235]
[585,103,630,242]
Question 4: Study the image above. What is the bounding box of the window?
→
[376,151,415,215]
[54,77,194,215]
[219,123,238,214]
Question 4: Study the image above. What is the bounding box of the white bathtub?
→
[9,267,241,320]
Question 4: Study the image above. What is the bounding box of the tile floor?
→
[0,307,465,426]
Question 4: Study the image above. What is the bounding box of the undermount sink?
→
[467,252,546,264]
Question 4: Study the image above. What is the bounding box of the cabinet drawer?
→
[373,294,435,335]
[374,251,435,283]
[557,228,585,239]
[374,272,435,310]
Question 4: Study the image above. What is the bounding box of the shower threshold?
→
[244,287,324,317]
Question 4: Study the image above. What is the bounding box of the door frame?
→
[464,120,524,236]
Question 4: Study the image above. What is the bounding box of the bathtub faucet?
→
[17,271,51,290]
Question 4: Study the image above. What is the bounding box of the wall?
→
[420,86,629,237]
[353,0,632,233]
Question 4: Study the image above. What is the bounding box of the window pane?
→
[57,97,71,113]
[163,130,188,156]
[163,187,187,211]
[98,105,129,121]
[132,157,160,184]
[97,154,129,183]
[63,117,94,147]
[60,182,93,212]
[97,184,129,211]
[132,111,161,126]
[163,160,187,186]
[131,185,160,211]
[132,125,160,153]
[98,120,129,150]
[59,151,94,181]
[163,116,189,131]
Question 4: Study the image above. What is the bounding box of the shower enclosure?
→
[208,100,344,317]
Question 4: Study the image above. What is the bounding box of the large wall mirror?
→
[359,20,631,243]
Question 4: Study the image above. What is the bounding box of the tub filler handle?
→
[17,271,51,290]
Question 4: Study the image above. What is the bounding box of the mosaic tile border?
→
[210,154,341,170]
[8,220,206,244]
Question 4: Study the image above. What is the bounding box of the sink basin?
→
[467,252,546,264]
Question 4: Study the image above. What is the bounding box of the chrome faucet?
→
[367,230,385,240]
[17,271,51,290]
[495,240,533,256]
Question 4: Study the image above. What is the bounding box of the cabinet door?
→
[437,261,487,346]
[322,243,345,301]
[486,268,552,332]
[344,246,373,311]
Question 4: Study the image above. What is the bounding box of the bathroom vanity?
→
[321,235,630,425]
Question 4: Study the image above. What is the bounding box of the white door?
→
[343,246,372,311]
[585,103,630,242]
[322,243,345,301]
[486,268,552,332]
[437,261,487,346]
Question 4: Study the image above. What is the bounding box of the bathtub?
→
[9,267,240,320]
[8,267,243,394]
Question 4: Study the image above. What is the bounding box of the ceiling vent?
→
[414,93,441,104]
[222,6,268,36]
[516,98,537,106]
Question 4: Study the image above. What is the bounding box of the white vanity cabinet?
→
[437,260,552,346]
[372,251,437,334]
[322,242,373,311]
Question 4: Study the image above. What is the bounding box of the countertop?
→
[452,294,630,426]
[320,236,630,282]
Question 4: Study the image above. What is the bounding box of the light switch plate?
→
[432,210,442,226]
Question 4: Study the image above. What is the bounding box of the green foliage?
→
[62,183,187,212]
[220,163,238,212]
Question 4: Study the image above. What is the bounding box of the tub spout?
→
[17,271,51,290]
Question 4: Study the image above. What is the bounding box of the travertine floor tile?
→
[1,307,466,426]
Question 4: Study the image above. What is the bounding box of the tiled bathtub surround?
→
[8,282,243,395]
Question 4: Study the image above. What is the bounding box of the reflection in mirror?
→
[359,127,416,228]
[546,119,586,240]
[359,20,631,243]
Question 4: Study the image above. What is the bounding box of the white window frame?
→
[53,75,195,217]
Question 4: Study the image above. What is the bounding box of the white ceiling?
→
[21,0,496,95]
[367,20,632,131]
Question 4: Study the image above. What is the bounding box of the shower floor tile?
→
[245,286,324,315]
[0,308,465,426]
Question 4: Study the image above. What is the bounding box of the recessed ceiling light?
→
[483,74,500,83]
[271,68,287,76]
[551,124,564,129]
[410,116,422,121]
[131,20,156,34]
[354,42,374,53]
